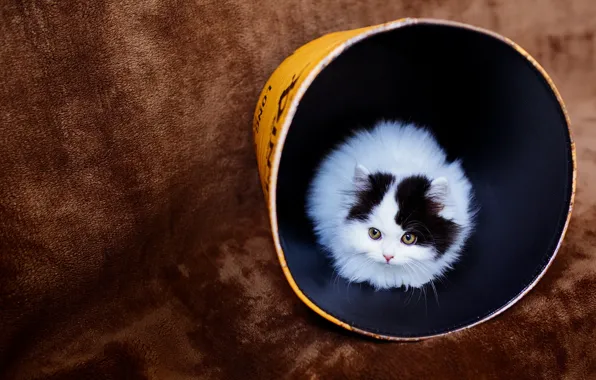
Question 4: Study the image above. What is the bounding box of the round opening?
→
[275,22,574,339]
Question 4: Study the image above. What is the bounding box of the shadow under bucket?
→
[252,18,576,340]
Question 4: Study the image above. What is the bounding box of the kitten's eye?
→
[401,232,417,245]
[368,227,382,240]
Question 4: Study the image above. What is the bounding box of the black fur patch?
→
[347,172,395,221]
[395,175,461,256]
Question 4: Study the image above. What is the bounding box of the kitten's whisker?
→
[430,280,439,307]
[435,273,451,287]
[410,258,439,280]
[401,269,415,305]
[411,227,436,245]
[407,261,437,307]
[409,259,430,273]
[422,284,428,316]
[331,267,340,289]
[407,260,441,307]
[408,221,437,244]
[410,260,434,281]
[404,262,416,280]
[404,285,415,306]
[403,263,419,303]
[402,209,417,226]
[348,258,376,294]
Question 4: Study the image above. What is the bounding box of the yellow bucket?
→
[253,18,575,340]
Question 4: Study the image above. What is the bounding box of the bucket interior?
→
[276,23,573,338]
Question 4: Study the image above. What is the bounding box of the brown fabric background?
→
[0,0,594,379]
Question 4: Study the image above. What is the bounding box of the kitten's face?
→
[341,165,460,267]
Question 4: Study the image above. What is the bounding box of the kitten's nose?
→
[383,254,394,263]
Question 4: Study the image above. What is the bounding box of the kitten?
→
[306,120,476,290]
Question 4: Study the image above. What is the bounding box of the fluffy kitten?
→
[306,120,476,290]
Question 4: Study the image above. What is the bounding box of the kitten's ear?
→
[427,177,450,207]
[353,164,370,190]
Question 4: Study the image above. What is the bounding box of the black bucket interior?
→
[276,23,573,338]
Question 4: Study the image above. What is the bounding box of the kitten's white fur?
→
[306,120,476,290]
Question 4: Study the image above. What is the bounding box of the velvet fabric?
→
[0,0,595,379]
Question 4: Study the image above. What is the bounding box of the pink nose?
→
[383,254,394,263]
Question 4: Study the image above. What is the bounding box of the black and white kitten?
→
[306,120,476,290]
